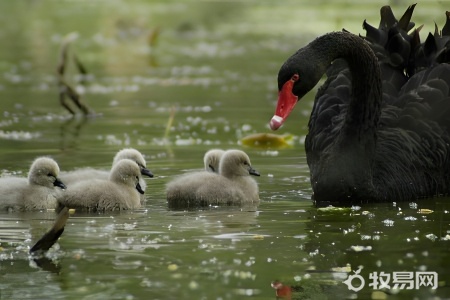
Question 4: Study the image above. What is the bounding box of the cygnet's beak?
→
[54,178,67,190]
[136,182,145,194]
[249,166,260,177]
[140,167,154,178]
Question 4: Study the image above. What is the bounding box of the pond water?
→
[0,1,449,299]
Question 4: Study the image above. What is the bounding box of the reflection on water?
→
[1,191,450,298]
[0,1,450,299]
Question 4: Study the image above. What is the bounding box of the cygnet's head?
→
[219,150,260,178]
[28,157,66,189]
[203,149,225,173]
[109,159,145,194]
[113,148,153,178]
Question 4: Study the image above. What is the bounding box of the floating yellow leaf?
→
[418,209,433,214]
[331,263,351,273]
[240,133,294,149]
[317,206,352,213]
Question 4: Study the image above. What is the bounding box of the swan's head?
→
[219,150,260,178]
[203,149,225,173]
[270,42,329,130]
[113,148,154,178]
[109,159,145,194]
[28,157,66,189]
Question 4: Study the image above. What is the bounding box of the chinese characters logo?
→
[343,267,438,291]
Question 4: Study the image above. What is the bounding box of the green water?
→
[0,1,449,299]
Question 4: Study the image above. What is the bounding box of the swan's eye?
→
[243,161,249,165]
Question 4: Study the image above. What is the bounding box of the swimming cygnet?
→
[203,149,225,173]
[58,159,144,211]
[166,150,260,209]
[59,148,153,203]
[0,157,66,211]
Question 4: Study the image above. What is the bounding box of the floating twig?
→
[30,206,70,254]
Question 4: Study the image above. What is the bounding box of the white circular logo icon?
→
[343,267,365,292]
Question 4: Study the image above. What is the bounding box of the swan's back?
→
[59,168,109,185]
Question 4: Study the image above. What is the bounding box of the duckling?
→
[0,157,66,211]
[203,149,224,173]
[57,159,143,211]
[59,148,153,204]
[167,150,260,209]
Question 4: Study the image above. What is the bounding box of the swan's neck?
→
[313,32,382,140]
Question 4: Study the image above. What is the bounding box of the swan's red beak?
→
[270,74,299,130]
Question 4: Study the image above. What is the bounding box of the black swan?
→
[269,5,450,204]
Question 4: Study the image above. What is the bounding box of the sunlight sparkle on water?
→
[382,219,394,226]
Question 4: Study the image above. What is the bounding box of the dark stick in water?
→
[30,206,70,254]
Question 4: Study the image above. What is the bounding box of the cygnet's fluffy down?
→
[59,148,153,204]
[203,149,225,173]
[166,150,260,209]
[0,157,66,211]
[58,159,144,211]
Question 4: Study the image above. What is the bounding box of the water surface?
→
[0,1,449,299]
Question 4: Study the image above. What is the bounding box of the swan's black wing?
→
[374,63,450,200]
[363,5,416,91]
[308,64,450,202]
[412,11,450,75]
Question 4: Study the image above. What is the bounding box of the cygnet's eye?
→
[243,161,249,165]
